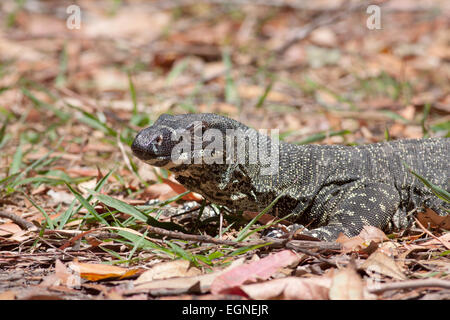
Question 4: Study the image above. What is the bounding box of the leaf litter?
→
[0,0,449,301]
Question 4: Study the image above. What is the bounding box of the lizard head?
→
[131,113,249,169]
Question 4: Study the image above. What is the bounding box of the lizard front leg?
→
[304,183,401,241]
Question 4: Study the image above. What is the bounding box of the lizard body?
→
[131,113,449,240]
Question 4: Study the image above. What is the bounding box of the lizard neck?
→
[171,136,325,213]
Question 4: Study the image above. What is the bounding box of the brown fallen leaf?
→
[337,226,387,253]
[210,250,300,295]
[132,273,216,295]
[358,226,388,242]
[9,230,33,243]
[0,222,22,236]
[361,249,407,281]
[40,260,79,288]
[0,291,16,300]
[131,258,245,294]
[135,260,202,284]
[237,84,290,103]
[329,265,371,300]
[417,208,450,230]
[160,293,247,300]
[241,277,331,300]
[144,183,178,201]
[69,261,141,281]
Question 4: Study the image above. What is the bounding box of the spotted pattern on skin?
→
[132,113,450,241]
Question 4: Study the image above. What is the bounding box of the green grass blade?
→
[128,72,138,116]
[117,229,171,254]
[9,136,23,175]
[22,192,54,229]
[0,119,8,146]
[93,192,186,231]
[235,192,286,242]
[94,193,148,222]
[165,240,194,262]
[65,103,117,137]
[56,169,115,228]
[65,182,110,225]
[404,163,450,203]
[230,242,272,256]
[223,50,240,107]
[239,212,295,242]
[55,42,68,88]
[255,80,274,109]
[127,228,148,262]
[421,103,431,137]
[166,58,188,86]
[21,87,69,121]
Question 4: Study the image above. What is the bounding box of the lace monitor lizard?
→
[131,113,449,241]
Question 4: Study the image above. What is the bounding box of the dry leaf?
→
[358,226,388,242]
[132,258,245,294]
[69,262,141,281]
[9,230,32,242]
[47,189,75,205]
[241,277,331,300]
[144,183,178,201]
[237,84,290,103]
[78,179,98,197]
[40,260,80,288]
[417,208,450,230]
[337,226,387,253]
[329,266,366,300]
[361,250,407,281]
[310,27,337,47]
[0,223,22,236]
[135,260,202,284]
[210,250,300,295]
[0,291,16,300]
[418,233,450,248]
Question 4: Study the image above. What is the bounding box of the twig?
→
[150,0,430,13]
[0,210,36,231]
[275,0,386,55]
[367,279,450,294]
[145,225,341,251]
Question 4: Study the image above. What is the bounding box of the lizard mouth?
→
[142,156,172,167]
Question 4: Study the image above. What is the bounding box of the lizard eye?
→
[155,135,163,145]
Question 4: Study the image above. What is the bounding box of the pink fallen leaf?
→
[241,276,331,300]
[210,250,300,295]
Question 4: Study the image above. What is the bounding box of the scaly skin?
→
[131,113,449,240]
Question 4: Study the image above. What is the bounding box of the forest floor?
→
[0,0,449,301]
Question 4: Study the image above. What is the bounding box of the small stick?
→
[0,210,36,231]
[367,279,450,294]
[146,225,341,251]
